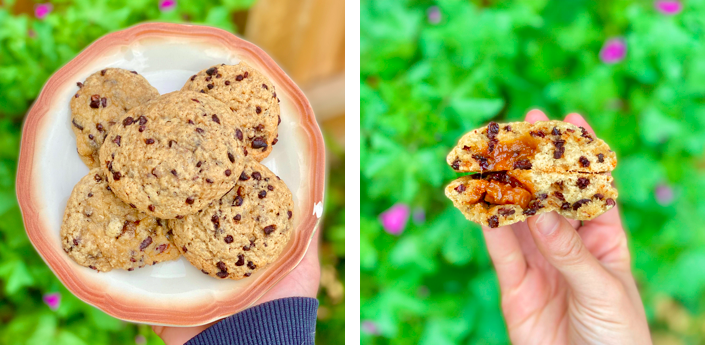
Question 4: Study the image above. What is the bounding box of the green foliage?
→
[0,1,343,345]
[362,0,705,343]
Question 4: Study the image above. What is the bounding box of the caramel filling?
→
[474,133,541,171]
[463,172,533,208]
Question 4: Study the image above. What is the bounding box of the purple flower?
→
[655,0,682,15]
[34,4,53,20]
[159,0,176,12]
[135,335,146,345]
[412,207,425,225]
[427,6,441,24]
[43,292,61,310]
[361,320,380,335]
[600,38,627,64]
[379,203,410,235]
[655,183,675,206]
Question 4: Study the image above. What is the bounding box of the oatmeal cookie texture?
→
[99,91,245,219]
[169,159,294,280]
[182,62,281,162]
[70,68,159,168]
[445,121,618,228]
[60,169,179,272]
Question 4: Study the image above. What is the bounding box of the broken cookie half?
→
[445,120,618,228]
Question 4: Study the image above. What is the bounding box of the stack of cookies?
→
[61,64,294,280]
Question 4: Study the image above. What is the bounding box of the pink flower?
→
[135,335,146,345]
[427,6,441,24]
[600,38,627,64]
[361,320,380,335]
[34,4,53,20]
[412,207,425,225]
[655,0,682,15]
[655,183,675,206]
[43,292,61,310]
[159,0,176,12]
[379,203,410,235]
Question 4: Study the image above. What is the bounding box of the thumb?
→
[528,212,616,298]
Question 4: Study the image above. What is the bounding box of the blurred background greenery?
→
[0,0,344,344]
[361,0,705,344]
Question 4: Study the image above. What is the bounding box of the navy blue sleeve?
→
[186,297,319,345]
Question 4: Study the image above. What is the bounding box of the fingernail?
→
[535,212,559,236]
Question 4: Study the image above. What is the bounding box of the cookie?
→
[98,91,245,219]
[60,169,180,271]
[447,121,617,173]
[169,159,294,279]
[70,68,159,168]
[445,171,617,228]
[182,62,280,162]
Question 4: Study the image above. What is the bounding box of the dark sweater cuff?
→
[186,297,319,345]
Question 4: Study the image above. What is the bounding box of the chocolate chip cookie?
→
[182,62,280,162]
[70,68,159,168]
[169,159,294,279]
[98,91,245,219]
[60,169,180,272]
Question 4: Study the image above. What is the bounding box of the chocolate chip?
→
[580,127,593,141]
[472,154,489,170]
[182,246,188,253]
[87,193,93,198]
[200,90,205,93]
[258,190,267,199]
[554,192,565,200]
[572,199,591,210]
[139,237,152,251]
[454,184,466,193]
[96,123,104,132]
[171,170,178,177]
[235,129,243,141]
[188,120,194,125]
[77,82,84,88]
[196,127,205,134]
[597,153,604,163]
[225,169,232,176]
[201,270,209,274]
[122,117,134,127]
[267,185,274,191]
[175,215,184,219]
[191,75,197,81]
[579,156,590,168]
[74,93,79,98]
[263,225,276,235]
[272,138,278,145]
[523,200,544,215]
[553,139,565,159]
[131,71,138,75]
[451,159,461,170]
[252,137,268,150]
[196,161,202,168]
[278,115,281,125]
[255,106,262,114]
[514,159,532,170]
[606,198,616,206]
[593,193,604,200]
[112,135,121,146]
[129,203,136,208]
[235,255,245,266]
[148,205,155,212]
[262,84,268,90]
[255,124,265,132]
[488,215,499,228]
[566,128,575,133]
[228,152,235,163]
[156,244,167,254]
[112,171,121,181]
[537,193,548,200]
[145,138,155,145]
[504,125,512,132]
[273,92,277,99]
[498,208,515,217]
[211,114,220,124]
[236,74,244,81]
[234,195,243,206]
[88,134,94,140]
[71,119,84,130]
[186,196,195,204]
[206,67,217,76]
[207,84,214,89]
[214,261,227,272]
[89,94,100,108]
[552,127,561,136]
[234,214,241,221]
[530,130,545,138]
[287,211,292,219]
[561,202,571,210]
[252,172,262,180]
[239,172,250,181]
[101,69,107,76]
[487,122,499,139]
[101,97,107,107]
[137,116,147,126]
[138,125,145,132]
[247,261,256,269]
[577,177,590,189]
[205,178,214,184]
[106,186,112,191]
[244,71,249,78]
[488,138,498,153]
[216,271,228,278]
